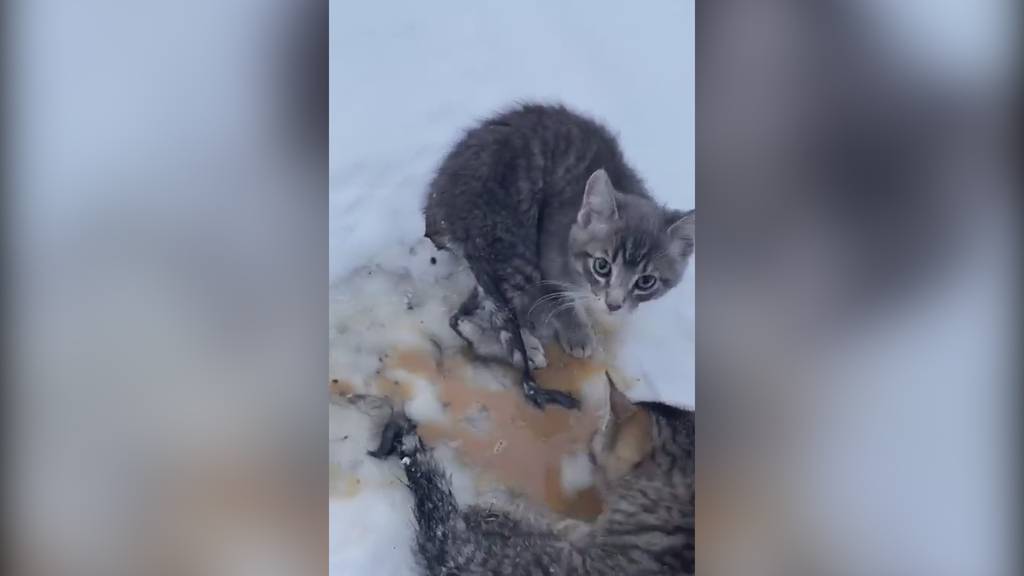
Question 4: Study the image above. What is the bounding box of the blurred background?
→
[697,1,1019,575]
[2,1,1019,575]
[3,1,327,574]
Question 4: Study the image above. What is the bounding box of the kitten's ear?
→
[578,169,619,227]
[666,209,695,257]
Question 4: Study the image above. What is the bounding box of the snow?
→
[560,451,596,496]
[330,2,693,574]
[329,403,418,576]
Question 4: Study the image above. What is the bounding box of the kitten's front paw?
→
[558,324,596,359]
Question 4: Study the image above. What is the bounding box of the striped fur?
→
[425,103,694,409]
[374,397,694,575]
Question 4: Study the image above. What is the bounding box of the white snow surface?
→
[330,3,693,574]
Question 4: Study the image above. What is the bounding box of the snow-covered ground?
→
[330,2,693,574]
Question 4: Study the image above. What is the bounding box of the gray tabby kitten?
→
[367,377,695,575]
[425,104,694,410]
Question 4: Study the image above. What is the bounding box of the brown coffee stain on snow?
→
[380,346,609,520]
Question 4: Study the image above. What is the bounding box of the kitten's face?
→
[569,169,694,314]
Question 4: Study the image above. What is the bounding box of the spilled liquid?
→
[332,345,622,520]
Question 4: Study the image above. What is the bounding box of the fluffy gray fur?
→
[425,104,694,409]
[368,394,695,575]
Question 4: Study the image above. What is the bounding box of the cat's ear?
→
[666,209,695,257]
[600,372,653,474]
[602,372,636,428]
[578,169,619,227]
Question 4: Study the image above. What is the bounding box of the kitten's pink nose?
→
[605,289,626,312]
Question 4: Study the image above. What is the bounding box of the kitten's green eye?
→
[634,274,658,291]
[592,257,611,277]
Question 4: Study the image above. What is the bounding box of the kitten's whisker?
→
[527,291,575,317]
[533,291,572,306]
[542,300,579,327]
[539,290,568,299]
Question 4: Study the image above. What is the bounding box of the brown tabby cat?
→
[366,376,694,575]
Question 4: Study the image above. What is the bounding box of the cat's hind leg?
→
[449,287,546,370]
[449,286,577,409]
[459,252,579,410]
[525,290,597,359]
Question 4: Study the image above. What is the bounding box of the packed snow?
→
[330,2,693,574]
